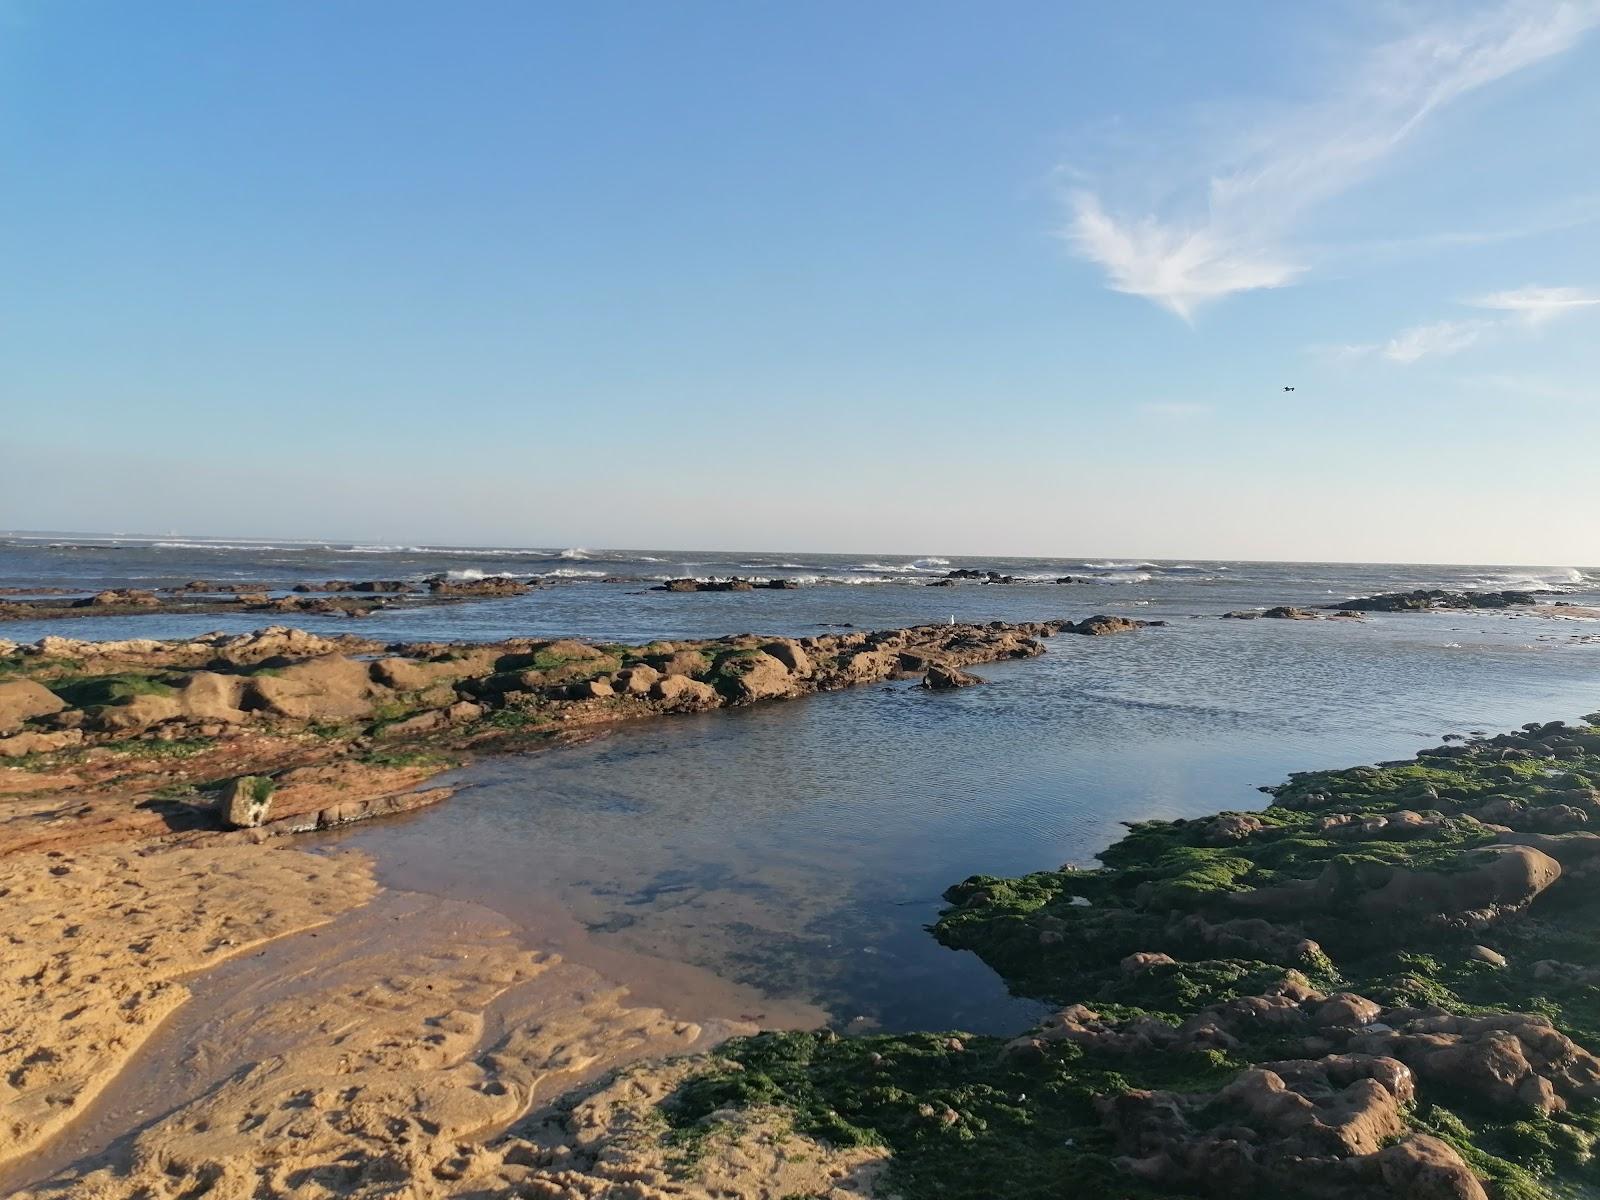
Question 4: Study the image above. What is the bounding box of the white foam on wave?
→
[445,568,523,580]
[541,567,608,578]
[1089,570,1153,584]
[557,547,592,560]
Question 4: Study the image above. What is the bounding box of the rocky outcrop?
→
[652,577,799,592]
[1063,614,1160,636]
[1330,589,1539,612]
[425,575,530,597]
[72,588,161,608]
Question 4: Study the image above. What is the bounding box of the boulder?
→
[175,672,249,724]
[922,664,983,689]
[0,678,66,734]
[651,650,711,678]
[761,639,813,676]
[612,664,662,694]
[714,651,797,702]
[243,656,388,721]
[218,776,275,829]
[649,675,719,710]
[95,692,184,733]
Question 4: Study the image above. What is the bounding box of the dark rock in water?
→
[73,588,160,608]
[653,577,799,592]
[1331,589,1539,612]
[945,568,986,579]
[922,664,983,689]
[1224,607,1321,620]
[1065,614,1159,636]
[926,579,956,587]
[1054,576,1077,584]
[425,575,530,598]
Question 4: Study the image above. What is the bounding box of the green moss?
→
[666,1030,1233,1200]
[48,671,177,708]
[359,749,454,769]
[100,737,215,759]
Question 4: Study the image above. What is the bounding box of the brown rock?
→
[0,729,83,758]
[0,678,66,734]
[649,675,719,710]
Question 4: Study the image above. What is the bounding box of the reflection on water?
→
[327,615,1600,1034]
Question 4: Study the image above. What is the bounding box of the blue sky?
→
[3,1,1598,562]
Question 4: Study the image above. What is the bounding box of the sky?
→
[2,1,1598,563]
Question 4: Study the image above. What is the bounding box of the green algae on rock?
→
[663,716,1600,1199]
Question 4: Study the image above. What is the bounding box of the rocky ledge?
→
[1330,589,1542,613]
[0,576,535,621]
[0,615,1154,853]
[655,713,1600,1200]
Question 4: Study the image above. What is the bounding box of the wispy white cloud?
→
[1472,284,1600,325]
[1063,2,1600,319]
[1377,319,1494,364]
[1335,283,1600,363]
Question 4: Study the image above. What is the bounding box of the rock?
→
[218,776,275,828]
[1467,945,1507,968]
[243,656,388,721]
[650,650,710,678]
[175,672,248,724]
[95,692,184,733]
[714,651,797,702]
[376,709,449,737]
[835,649,898,684]
[72,588,161,608]
[612,664,661,694]
[568,678,615,700]
[1331,589,1538,613]
[0,729,83,758]
[425,575,529,597]
[446,701,484,724]
[1348,1011,1600,1115]
[649,675,719,710]
[0,678,67,734]
[1316,994,1383,1028]
[1121,952,1177,974]
[760,640,813,676]
[922,664,983,689]
[1369,1133,1487,1200]
[1066,615,1153,636]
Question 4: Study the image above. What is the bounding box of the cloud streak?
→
[1338,284,1600,363]
[1063,2,1600,319]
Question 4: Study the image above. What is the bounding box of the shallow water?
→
[325,611,1600,1034]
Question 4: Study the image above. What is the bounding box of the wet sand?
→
[0,840,853,1199]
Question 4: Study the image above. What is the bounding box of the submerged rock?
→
[922,664,983,689]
